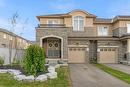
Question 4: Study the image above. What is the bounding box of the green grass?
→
[0,67,72,87]
[95,64,130,84]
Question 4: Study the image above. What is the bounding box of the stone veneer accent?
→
[36,28,68,61]
[68,27,96,37]
[113,27,127,37]
[36,27,130,64]
[126,53,130,65]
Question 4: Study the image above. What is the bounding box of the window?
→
[3,34,6,39]
[73,16,84,31]
[98,26,108,36]
[47,20,59,27]
[19,39,22,43]
[9,36,13,40]
[127,24,130,33]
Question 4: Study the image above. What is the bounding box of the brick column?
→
[127,39,130,65]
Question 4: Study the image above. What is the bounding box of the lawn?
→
[0,67,72,87]
[95,64,130,84]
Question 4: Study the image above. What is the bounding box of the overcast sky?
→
[0,0,130,41]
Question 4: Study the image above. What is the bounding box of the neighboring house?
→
[36,9,130,65]
[0,28,31,49]
[0,28,31,64]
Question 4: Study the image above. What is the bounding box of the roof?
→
[94,18,112,23]
[0,28,31,42]
[37,9,96,20]
[37,14,70,20]
[37,14,66,17]
[0,28,17,36]
[68,9,96,17]
[113,15,130,22]
[36,9,130,23]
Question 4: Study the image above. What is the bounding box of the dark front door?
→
[47,38,61,58]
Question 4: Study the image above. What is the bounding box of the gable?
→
[68,9,96,18]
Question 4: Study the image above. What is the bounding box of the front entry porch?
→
[42,37,62,59]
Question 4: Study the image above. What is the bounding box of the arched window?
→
[73,16,84,31]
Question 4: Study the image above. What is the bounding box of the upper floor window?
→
[127,24,130,33]
[98,26,108,36]
[9,36,13,40]
[47,20,59,27]
[73,16,84,31]
[3,34,6,39]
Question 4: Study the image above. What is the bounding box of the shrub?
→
[23,44,46,76]
[0,56,4,66]
[90,57,97,64]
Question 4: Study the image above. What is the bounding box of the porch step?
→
[46,59,59,65]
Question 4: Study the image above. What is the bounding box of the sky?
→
[0,0,130,41]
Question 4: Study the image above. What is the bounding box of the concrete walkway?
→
[69,64,130,87]
[105,64,130,74]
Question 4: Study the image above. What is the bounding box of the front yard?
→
[0,67,72,87]
[95,64,130,84]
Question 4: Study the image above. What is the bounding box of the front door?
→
[47,38,61,58]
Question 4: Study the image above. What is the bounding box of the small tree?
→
[8,12,28,65]
[0,56,4,66]
[23,44,46,76]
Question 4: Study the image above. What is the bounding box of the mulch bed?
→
[0,64,49,76]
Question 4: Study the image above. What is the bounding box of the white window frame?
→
[98,26,108,36]
[47,19,59,24]
[3,34,6,39]
[10,36,13,40]
[73,16,84,31]
[127,24,130,33]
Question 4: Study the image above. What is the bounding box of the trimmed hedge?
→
[23,45,46,76]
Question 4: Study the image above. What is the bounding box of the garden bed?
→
[0,67,71,87]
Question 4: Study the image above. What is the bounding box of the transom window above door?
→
[98,26,108,36]
[73,16,84,31]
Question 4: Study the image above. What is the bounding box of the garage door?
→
[68,47,86,63]
[99,48,117,63]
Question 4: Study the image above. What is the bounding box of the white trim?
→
[98,46,118,48]
[68,9,90,15]
[68,45,88,47]
[72,15,85,31]
[97,48,100,52]
[40,35,63,59]
[97,26,108,36]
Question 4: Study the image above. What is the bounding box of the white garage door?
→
[99,48,117,63]
[68,47,86,63]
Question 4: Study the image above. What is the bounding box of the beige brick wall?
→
[38,10,130,38]
[94,24,113,36]
[0,31,30,49]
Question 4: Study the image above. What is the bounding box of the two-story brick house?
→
[0,28,32,64]
[0,28,31,49]
[36,10,130,65]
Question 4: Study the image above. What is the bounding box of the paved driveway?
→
[69,64,130,87]
[105,64,130,74]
